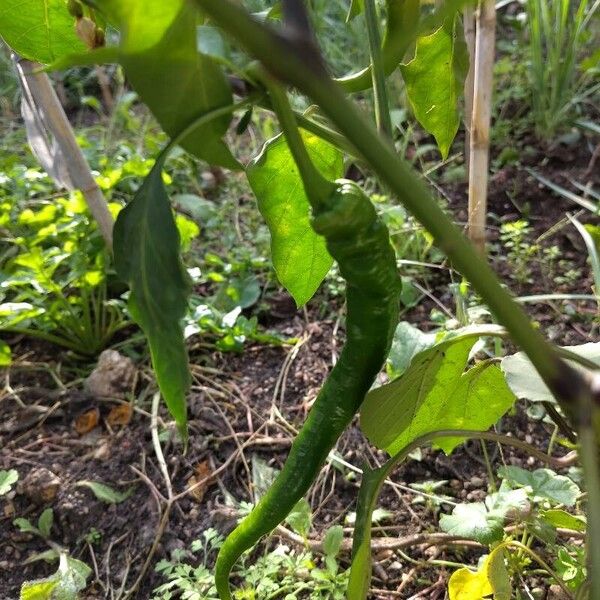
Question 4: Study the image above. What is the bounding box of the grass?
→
[526,0,600,139]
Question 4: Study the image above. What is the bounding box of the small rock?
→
[470,476,484,489]
[21,467,60,504]
[85,350,136,398]
[548,584,570,600]
[93,440,110,461]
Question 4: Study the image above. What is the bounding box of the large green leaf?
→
[0,0,85,64]
[114,159,191,439]
[247,131,343,307]
[440,484,529,544]
[501,342,600,403]
[498,466,580,506]
[90,0,237,168]
[361,326,514,455]
[387,321,436,378]
[400,17,468,158]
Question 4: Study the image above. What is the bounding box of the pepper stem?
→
[254,66,335,210]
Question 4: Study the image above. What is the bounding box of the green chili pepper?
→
[337,0,420,94]
[214,179,401,600]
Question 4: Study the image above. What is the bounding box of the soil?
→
[1,98,599,600]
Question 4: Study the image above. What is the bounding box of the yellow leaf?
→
[449,548,510,600]
[449,567,493,600]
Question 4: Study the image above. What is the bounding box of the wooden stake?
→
[15,59,114,249]
[467,0,496,254]
[463,4,476,177]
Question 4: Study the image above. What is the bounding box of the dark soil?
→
[1,120,598,600]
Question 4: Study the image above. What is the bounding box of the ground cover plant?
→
[0,0,599,599]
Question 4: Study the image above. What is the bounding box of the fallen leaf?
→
[187,460,213,503]
[74,408,100,434]
[107,404,133,427]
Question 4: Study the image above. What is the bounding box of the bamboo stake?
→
[463,4,476,176]
[467,0,496,254]
[15,59,114,249]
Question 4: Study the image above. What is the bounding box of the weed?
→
[526,0,600,139]
[499,220,537,285]
[152,527,348,600]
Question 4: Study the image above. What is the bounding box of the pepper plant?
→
[1,1,599,599]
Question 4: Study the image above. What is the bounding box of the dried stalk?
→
[15,59,114,249]
[463,4,476,175]
[467,0,496,254]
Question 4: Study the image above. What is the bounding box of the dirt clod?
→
[20,467,61,504]
[85,349,137,398]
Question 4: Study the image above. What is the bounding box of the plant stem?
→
[363,0,392,137]
[191,0,590,424]
[578,423,600,599]
[255,68,335,208]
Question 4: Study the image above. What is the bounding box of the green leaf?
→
[400,16,469,159]
[247,131,343,306]
[347,0,364,21]
[63,557,92,591]
[541,509,586,532]
[0,0,86,64]
[91,0,237,168]
[197,25,229,61]
[284,498,312,538]
[322,525,344,558]
[175,214,200,252]
[20,579,58,600]
[441,503,503,545]
[387,321,436,378]
[0,341,11,366]
[76,480,134,504]
[0,469,18,495]
[114,160,191,440]
[0,302,46,328]
[498,467,580,506]
[23,549,60,565]
[440,487,529,544]
[37,508,53,538]
[501,342,600,403]
[251,455,279,501]
[172,193,216,225]
[487,548,511,600]
[14,518,40,535]
[47,46,120,70]
[361,326,514,455]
